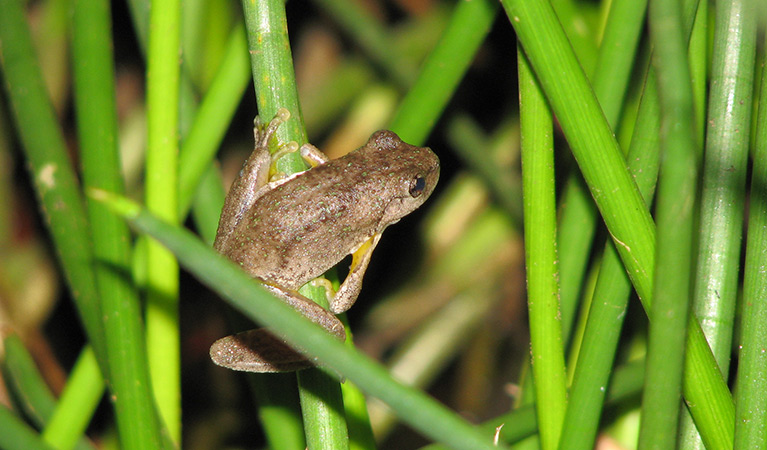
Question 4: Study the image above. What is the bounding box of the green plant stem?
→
[691,0,756,381]
[1,334,96,450]
[638,0,699,446]
[503,0,655,305]
[71,0,167,448]
[500,1,735,445]
[94,190,507,450]
[389,0,497,145]
[42,347,103,450]
[555,0,648,346]
[676,2,709,448]
[0,0,108,383]
[144,0,182,442]
[733,33,767,449]
[0,406,57,450]
[518,46,567,450]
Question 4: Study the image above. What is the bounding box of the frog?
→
[209,109,440,372]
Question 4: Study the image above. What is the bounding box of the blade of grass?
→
[71,0,167,447]
[144,0,182,441]
[733,33,767,449]
[0,406,57,450]
[676,3,709,447]
[0,0,108,383]
[41,347,103,450]
[93,189,507,450]
[690,0,756,384]
[499,1,735,445]
[1,334,97,450]
[555,0,648,345]
[389,0,497,145]
[681,1,756,448]
[518,46,567,450]
[637,0,699,445]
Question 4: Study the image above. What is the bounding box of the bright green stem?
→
[0,0,108,384]
[72,0,167,447]
[518,46,567,450]
[733,31,767,450]
[691,0,756,379]
[42,348,103,450]
[389,0,497,145]
[144,0,182,442]
[638,0,699,446]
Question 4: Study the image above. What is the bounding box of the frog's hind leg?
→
[330,234,383,314]
[209,285,346,373]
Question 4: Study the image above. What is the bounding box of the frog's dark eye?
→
[409,176,426,197]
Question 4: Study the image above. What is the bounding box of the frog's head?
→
[369,130,440,227]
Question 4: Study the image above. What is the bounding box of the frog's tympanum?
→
[210,110,440,372]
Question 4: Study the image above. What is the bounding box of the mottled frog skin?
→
[210,111,439,372]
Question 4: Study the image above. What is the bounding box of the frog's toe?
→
[253,108,291,147]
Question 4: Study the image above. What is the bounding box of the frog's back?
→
[223,158,393,289]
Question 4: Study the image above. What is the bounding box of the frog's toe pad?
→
[210,328,313,373]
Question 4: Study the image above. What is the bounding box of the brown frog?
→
[210,110,440,372]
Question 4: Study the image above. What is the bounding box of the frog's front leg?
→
[214,110,290,252]
[209,285,346,372]
[329,234,383,314]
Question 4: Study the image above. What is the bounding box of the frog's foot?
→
[211,328,316,372]
[253,107,291,149]
[299,143,330,167]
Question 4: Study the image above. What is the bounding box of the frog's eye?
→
[409,175,427,197]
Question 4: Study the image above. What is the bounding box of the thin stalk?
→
[0,0,108,384]
[733,32,767,449]
[638,0,698,446]
[1,334,96,450]
[144,0,182,441]
[0,406,57,450]
[677,4,708,447]
[518,46,567,450]
[41,348,103,450]
[690,0,756,381]
[556,0,648,344]
[72,0,166,447]
[389,0,497,145]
